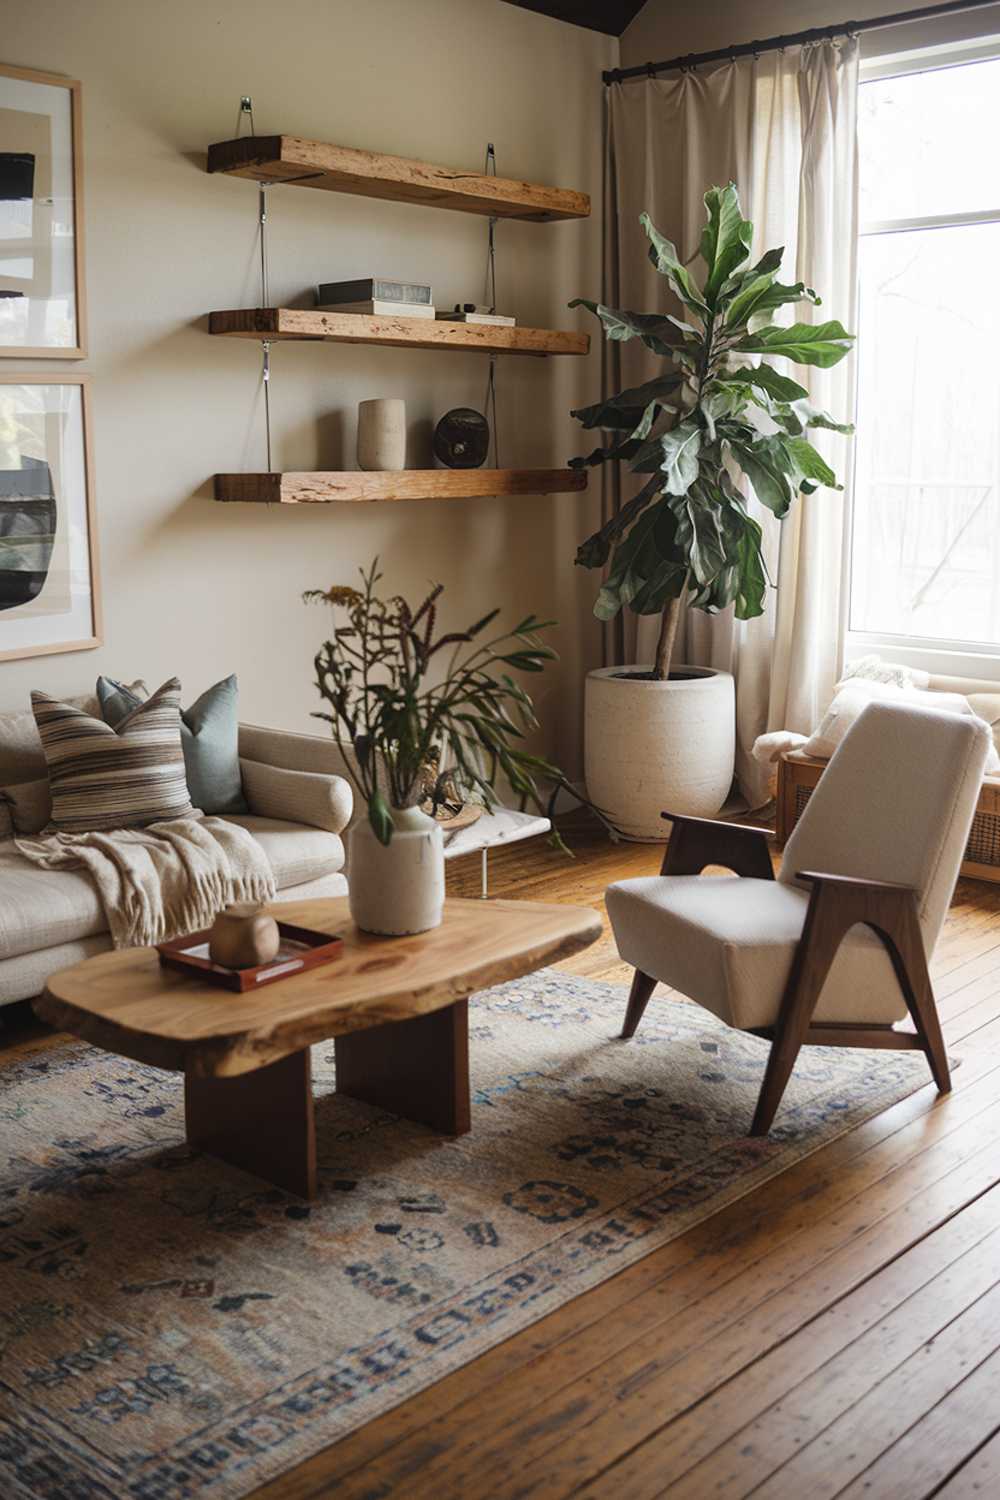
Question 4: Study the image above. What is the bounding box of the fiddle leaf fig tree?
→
[569,183,855,679]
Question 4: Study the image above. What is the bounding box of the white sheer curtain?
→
[602,39,859,805]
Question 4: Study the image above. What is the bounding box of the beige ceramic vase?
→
[357,398,406,471]
[208,903,281,969]
[348,804,444,935]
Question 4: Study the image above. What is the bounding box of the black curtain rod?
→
[603,0,1000,83]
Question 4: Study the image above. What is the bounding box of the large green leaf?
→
[722,365,809,404]
[571,374,682,430]
[723,271,779,329]
[640,214,712,321]
[736,320,855,368]
[671,483,727,587]
[797,402,855,435]
[575,477,662,570]
[568,299,686,358]
[720,246,784,301]
[728,437,793,517]
[786,436,841,489]
[748,280,820,317]
[699,184,752,304]
[658,420,702,495]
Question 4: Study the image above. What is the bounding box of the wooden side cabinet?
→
[776,752,1000,885]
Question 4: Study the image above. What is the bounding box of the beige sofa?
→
[0,705,353,1007]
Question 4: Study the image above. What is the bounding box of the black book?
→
[317,278,432,306]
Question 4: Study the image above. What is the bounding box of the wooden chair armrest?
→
[661,812,775,880]
[661,811,774,840]
[796,870,917,896]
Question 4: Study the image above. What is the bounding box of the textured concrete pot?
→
[348,804,444,935]
[585,665,735,841]
[357,398,406,471]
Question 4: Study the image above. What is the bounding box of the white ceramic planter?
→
[348,804,444,935]
[585,665,735,841]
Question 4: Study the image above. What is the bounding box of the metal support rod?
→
[603,0,1000,84]
[481,848,489,900]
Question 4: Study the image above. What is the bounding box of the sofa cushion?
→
[2,776,52,834]
[0,817,345,964]
[240,759,353,834]
[222,814,345,890]
[32,679,194,832]
[0,842,106,962]
[0,685,146,785]
[99,674,248,816]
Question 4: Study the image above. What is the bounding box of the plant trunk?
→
[653,578,687,681]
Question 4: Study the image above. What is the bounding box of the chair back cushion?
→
[32,679,194,833]
[780,700,990,951]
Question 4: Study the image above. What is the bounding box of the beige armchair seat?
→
[607,701,991,1134]
[0,715,352,1007]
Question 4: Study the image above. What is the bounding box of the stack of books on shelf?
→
[316,278,434,319]
[437,304,516,327]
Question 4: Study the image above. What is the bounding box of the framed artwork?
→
[0,375,101,662]
[0,63,85,358]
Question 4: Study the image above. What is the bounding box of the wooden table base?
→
[184,999,472,1199]
[185,1050,317,1199]
[334,998,471,1136]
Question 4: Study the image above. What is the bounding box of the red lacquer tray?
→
[156,922,344,993]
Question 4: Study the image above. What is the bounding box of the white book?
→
[436,311,517,326]
[316,299,436,319]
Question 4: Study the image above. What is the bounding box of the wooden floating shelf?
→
[206,135,590,222]
[214,469,587,505]
[209,308,589,358]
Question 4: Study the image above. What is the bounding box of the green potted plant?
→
[305,562,576,934]
[570,182,854,838]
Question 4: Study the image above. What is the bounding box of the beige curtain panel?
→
[602,38,859,806]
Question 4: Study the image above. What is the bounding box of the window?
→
[848,50,1000,674]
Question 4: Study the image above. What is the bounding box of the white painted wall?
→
[2,0,616,777]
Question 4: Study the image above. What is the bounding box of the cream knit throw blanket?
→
[15,816,276,949]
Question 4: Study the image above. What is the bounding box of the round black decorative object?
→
[433,408,490,469]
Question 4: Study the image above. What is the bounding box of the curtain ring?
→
[646,61,656,79]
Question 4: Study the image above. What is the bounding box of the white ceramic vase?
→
[348,804,444,935]
[585,665,735,841]
[357,398,406,471]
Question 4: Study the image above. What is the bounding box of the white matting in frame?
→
[0,63,85,358]
[0,376,101,662]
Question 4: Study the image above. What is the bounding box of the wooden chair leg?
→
[751,872,950,1136]
[882,901,951,1095]
[621,969,656,1039]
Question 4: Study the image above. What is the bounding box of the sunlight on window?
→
[850,57,1000,651]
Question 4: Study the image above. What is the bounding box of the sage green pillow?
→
[97,673,247,815]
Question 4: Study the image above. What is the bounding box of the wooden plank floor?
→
[5,818,1000,1499]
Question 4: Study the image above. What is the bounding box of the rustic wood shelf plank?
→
[213,469,587,505]
[206,136,590,222]
[208,308,589,357]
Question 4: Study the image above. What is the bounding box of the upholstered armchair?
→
[606,701,991,1134]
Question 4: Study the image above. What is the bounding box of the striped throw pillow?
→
[31,678,194,832]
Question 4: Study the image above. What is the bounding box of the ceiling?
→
[501,0,648,36]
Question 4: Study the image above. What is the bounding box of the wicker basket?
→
[776,752,1000,884]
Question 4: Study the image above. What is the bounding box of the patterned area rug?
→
[0,971,933,1499]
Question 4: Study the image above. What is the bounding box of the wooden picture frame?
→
[0,62,86,359]
[0,374,101,662]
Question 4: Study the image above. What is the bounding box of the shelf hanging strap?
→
[483,144,500,466]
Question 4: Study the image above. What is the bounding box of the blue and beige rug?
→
[0,971,933,1499]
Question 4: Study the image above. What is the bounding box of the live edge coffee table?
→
[37,896,601,1199]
